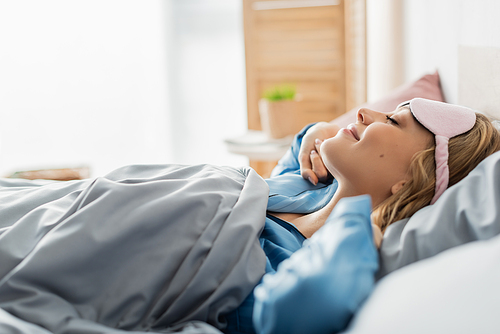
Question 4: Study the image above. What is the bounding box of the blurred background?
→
[0,0,248,177]
[1,0,499,179]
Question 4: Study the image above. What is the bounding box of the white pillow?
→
[344,234,500,334]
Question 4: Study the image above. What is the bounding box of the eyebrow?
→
[395,105,410,113]
[389,106,407,118]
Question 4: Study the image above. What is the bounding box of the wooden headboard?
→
[242,0,367,131]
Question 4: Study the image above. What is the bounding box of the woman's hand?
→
[299,122,340,185]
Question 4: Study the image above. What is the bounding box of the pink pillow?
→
[332,71,445,128]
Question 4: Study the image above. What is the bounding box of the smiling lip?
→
[340,128,357,141]
[346,124,360,141]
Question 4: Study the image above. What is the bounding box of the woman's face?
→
[320,106,434,203]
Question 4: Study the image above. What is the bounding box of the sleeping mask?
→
[398,98,476,204]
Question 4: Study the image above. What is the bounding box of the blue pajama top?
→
[225,124,339,334]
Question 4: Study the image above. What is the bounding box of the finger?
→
[299,140,319,185]
[310,150,329,183]
[300,151,319,185]
[303,168,318,186]
[299,148,313,172]
[314,138,323,154]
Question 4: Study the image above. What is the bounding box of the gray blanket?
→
[0,164,269,334]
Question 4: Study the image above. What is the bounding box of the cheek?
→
[361,128,405,158]
[360,135,417,179]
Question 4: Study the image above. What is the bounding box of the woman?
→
[230,98,500,334]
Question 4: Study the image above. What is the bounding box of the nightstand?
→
[224,130,293,178]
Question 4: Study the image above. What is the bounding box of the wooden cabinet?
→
[242,0,367,177]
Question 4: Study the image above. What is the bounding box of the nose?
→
[356,108,387,125]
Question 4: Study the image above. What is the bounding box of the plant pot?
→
[259,99,302,139]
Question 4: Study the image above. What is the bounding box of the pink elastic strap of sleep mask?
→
[398,98,476,204]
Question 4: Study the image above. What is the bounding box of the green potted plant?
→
[259,84,302,139]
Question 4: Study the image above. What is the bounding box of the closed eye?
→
[386,115,399,125]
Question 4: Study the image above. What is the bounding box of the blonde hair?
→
[373,113,500,233]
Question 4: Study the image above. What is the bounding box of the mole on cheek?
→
[379,154,384,158]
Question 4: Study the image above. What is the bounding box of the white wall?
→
[0,0,172,176]
[403,0,500,103]
[367,0,500,104]
[366,0,404,102]
[167,0,248,167]
[0,0,248,177]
